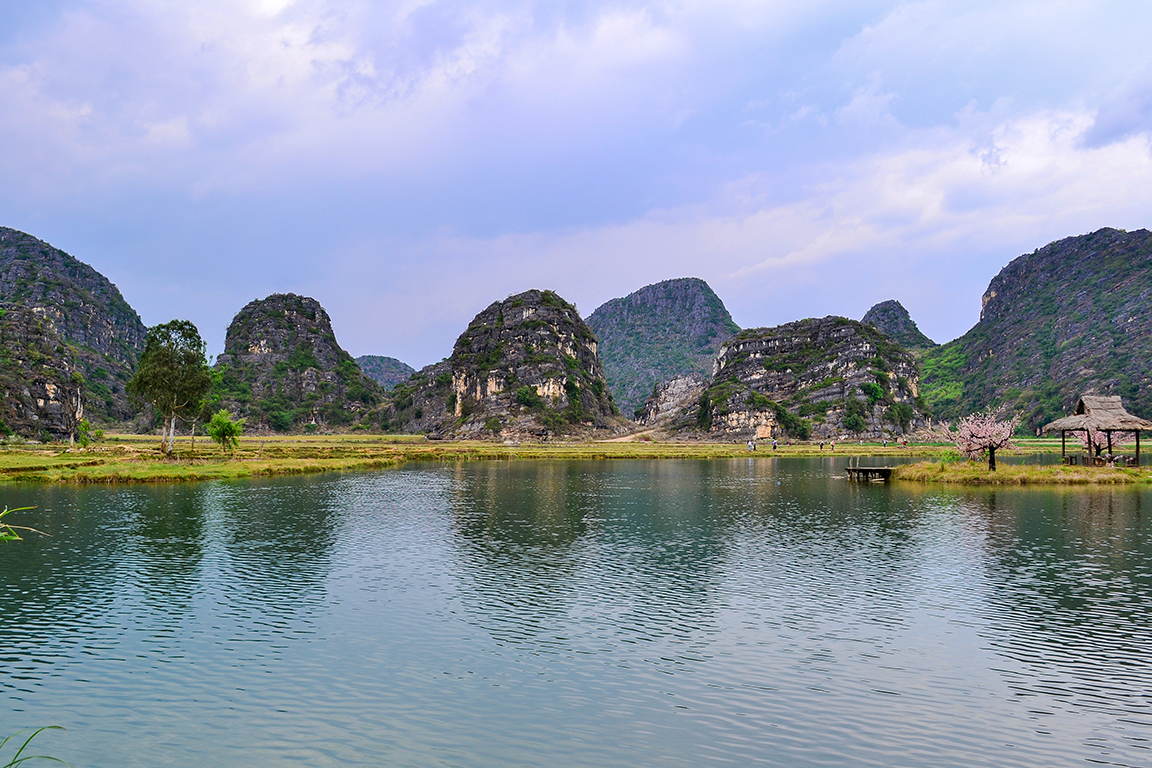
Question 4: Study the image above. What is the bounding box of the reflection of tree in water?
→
[971,488,1152,744]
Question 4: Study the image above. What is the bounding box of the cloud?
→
[333,104,1152,366]
[0,1,1151,367]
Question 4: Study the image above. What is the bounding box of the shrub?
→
[484,416,502,433]
[515,386,542,408]
[861,382,884,406]
[266,410,293,431]
[207,409,245,453]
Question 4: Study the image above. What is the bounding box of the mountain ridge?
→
[586,277,739,417]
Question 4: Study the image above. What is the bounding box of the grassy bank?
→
[893,460,1152,485]
[0,432,960,484]
[0,433,1068,485]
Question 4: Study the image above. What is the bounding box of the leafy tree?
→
[945,409,1019,471]
[127,320,213,454]
[206,409,245,454]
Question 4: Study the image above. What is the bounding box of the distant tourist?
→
[773,440,778,450]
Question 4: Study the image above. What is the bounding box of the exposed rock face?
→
[0,228,147,429]
[919,228,1152,431]
[215,294,384,432]
[636,374,708,427]
[355,355,415,390]
[691,317,927,440]
[389,289,623,438]
[0,306,86,439]
[862,300,935,351]
[586,277,739,418]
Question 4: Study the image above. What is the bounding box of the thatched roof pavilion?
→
[1042,395,1152,465]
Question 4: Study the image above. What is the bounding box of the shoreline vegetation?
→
[0,433,1147,485]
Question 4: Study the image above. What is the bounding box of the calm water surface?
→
[2,458,1151,767]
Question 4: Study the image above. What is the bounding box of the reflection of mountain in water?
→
[970,488,1152,748]
[447,460,739,651]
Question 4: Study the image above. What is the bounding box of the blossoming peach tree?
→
[945,410,1020,471]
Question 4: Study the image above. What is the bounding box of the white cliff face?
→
[638,374,707,426]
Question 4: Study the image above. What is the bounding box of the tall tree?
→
[127,320,213,454]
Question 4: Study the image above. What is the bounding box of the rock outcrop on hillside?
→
[586,278,739,418]
[388,289,624,438]
[636,374,708,428]
[0,306,86,439]
[862,300,935,351]
[686,316,927,440]
[355,355,415,390]
[215,293,384,432]
[919,228,1152,431]
[0,227,147,431]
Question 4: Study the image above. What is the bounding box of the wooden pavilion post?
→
[1107,430,1113,457]
[1138,430,1141,467]
[1061,430,1066,460]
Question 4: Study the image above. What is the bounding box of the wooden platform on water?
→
[845,467,893,482]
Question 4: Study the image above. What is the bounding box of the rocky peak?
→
[693,316,927,439]
[216,293,383,432]
[586,277,739,417]
[861,299,935,351]
[390,289,623,438]
[355,355,415,390]
[0,228,147,427]
[0,227,146,367]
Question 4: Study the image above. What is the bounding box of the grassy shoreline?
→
[892,460,1152,485]
[0,432,958,484]
[0,433,1138,485]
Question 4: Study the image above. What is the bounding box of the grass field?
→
[0,433,1135,485]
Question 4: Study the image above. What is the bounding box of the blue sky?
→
[2,0,1151,367]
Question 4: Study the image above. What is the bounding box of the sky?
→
[2,0,1151,367]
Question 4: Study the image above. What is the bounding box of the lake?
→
[2,458,1151,767]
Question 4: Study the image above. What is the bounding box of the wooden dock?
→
[845,467,893,482]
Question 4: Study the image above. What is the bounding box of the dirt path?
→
[597,429,657,443]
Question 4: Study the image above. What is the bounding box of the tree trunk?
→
[988,446,997,471]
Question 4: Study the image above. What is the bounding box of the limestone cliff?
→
[215,294,384,432]
[388,289,624,438]
[0,227,147,429]
[690,316,928,440]
[0,306,86,439]
[636,374,708,428]
[586,278,739,417]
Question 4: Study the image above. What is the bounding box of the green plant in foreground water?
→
[0,726,68,766]
[0,507,45,543]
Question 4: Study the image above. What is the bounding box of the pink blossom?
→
[944,410,1020,470]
